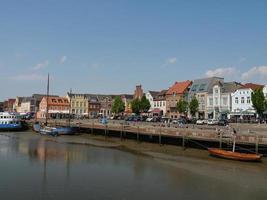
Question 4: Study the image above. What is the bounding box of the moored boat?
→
[33,74,76,137]
[0,112,28,131]
[208,148,262,162]
[34,122,76,136]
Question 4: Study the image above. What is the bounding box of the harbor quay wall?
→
[29,119,267,155]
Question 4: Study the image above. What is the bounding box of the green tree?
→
[177,99,188,115]
[189,96,199,117]
[131,98,141,114]
[251,89,266,119]
[140,96,151,113]
[111,96,125,114]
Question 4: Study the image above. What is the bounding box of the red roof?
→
[241,83,264,91]
[8,99,16,104]
[166,80,192,95]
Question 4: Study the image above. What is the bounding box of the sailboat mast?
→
[45,73,50,126]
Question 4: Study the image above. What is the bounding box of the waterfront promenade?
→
[32,119,267,154]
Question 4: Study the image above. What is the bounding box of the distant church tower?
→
[134,85,144,99]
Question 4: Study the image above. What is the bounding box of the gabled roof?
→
[166,80,192,95]
[32,94,59,101]
[189,77,224,93]
[241,83,264,91]
[222,82,243,93]
[44,97,69,106]
[8,99,16,104]
[148,91,160,98]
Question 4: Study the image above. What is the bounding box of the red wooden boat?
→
[208,148,262,162]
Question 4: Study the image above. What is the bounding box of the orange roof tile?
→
[166,80,192,95]
[45,97,69,106]
[241,83,264,91]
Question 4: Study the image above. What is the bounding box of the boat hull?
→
[208,148,262,162]
[33,122,75,136]
[0,122,28,132]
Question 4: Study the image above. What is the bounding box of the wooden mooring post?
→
[159,126,162,145]
[120,124,123,141]
[219,131,223,149]
[255,135,259,154]
[91,121,94,134]
[104,124,108,138]
[182,133,186,150]
[137,126,140,142]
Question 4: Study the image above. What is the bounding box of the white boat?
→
[0,112,27,131]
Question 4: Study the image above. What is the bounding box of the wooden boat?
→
[34,74,76,136]
[208,148,262,162]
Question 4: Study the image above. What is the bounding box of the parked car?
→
[161,117,171,123]
[196,119,207,125]
[152,116,161,122]
[207,119,219,125]
[178,118,187,124]
[218,119,229,126]
[146,117,153,122]
[172,119,178,124]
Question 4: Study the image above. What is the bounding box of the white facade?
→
[145,92,154,112]
[231,88,254,113]
[146,92,166,116]
[20,102,31,114]
[263,85,267,99]
[207,85,231,119]
[153,100,167,116]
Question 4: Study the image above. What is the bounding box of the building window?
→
[191,84,199,92]
[209,98,213,106]
[199,84,206,91]
[215,89,218,94]
[235,97,238,104]
[247,97,251,104]
[223,97,227,106]
[215,97,218,105]
[241,97,245,104]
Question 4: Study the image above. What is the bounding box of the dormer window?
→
[173,92,176,97]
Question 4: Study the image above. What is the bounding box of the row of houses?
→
[146,77,267,120]
[0,86,142,119]
[1,77,267,120]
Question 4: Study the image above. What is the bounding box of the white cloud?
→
[241,66,267,81]
[60,56,67,64]
[33,60,49,70]
[205,67,237,78]
[10,73,46,81]
[167,57,177,64]
[160,57,177,68]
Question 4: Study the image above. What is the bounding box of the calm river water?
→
[0,131,266,200]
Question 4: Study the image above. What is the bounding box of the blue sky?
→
[0,0,267,100]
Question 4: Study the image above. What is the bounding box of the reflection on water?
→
[0,132,267,200]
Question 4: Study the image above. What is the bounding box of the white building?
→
[146,91,159,112]
[20,97,35,114]
[146,90,167,116]
[230,83,264,118]
[263,85,267,99]
[207,82,242,119]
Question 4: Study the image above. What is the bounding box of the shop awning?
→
[152,108,162,113]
